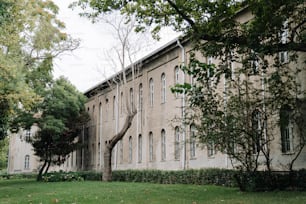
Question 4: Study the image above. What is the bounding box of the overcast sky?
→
[52,0,179,92]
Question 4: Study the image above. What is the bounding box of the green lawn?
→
[0,179,305,204]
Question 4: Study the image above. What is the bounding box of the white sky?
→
[52,0,179,92]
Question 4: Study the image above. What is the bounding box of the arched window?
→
[161,73,166,103]
[149,132,153,162]
[174,66,180,84]
[252,109,262,153]
[174,127,180,160]
[129,136,133,163]
[139,84,143,111]
[24,155,30,169]
[190,125,196,158]
[149,78,154,107]
[161,129,166,161]
[280,105,294,153]
[138,135,142,163]
[113,96,116,119]
[130,88,134,112]
[120,92,123,115]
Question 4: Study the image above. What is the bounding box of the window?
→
[149,132,153,162]
[280,105,294,153]
[120,92,123,115]
[174,127,180,160]
[138,135,142,163]
[113,96,116,119]
[149,78,154,107]
[174,66,180,97]
[139,84,143,111]
[24,155,30,169]
[174,66,180,84]
[207,140,215,157]
[161,73,166,103]
[279,20,289,64]
[190,125,196,158]
[105,98,109,120]
[129,136,132,163]
[130,88,134,112]
[252,110,262,153]
[25,130,31,142]
[161,129,166,161]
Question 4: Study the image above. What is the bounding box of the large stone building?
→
[7,7,306,174]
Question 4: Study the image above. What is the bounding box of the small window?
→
[24,155,30,169]
[279,20,289,64]
[207,140,215,157]
[129,136,133,163]
[190,125,196,158]
[161,73,166,103]
[149,132,153,162]
[25,130,31,142]
[119,139,123,164]
[161,129,166,161]
[252,109,262,153]
[130,88,134,112]
[280,105,294,153]
[149,78,154,107]
[113,96,116,119]
[174,66,180,84]
[174,127,180,160]
[139,84,143,111]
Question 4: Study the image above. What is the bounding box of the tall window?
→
[279,20,289,64]
[174,66,180,84]
[139,83,143,111]
[161,73,166,103]
[105,98,109,121]
[129,136,132,163]
[161,129,166,161]
[138,135,142,163]
[149,132,153,162]
[174,127,180,160]
[113,96,116,119]
[24,155,30,169]
[130,88,134,112]
[149,78,154,107]
[207,140,215,157]
[120,92,123,115]
[280,105,294,153]
[25,130,31,142]
[190,125,196,158]
[252,109,262,153]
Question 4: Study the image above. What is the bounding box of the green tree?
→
[0,0,79,139]
[32,77,89,181]
[0,137,8,171]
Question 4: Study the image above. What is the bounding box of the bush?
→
[42,172,84,182]
[112,168,237,187]
[234,170,306,191]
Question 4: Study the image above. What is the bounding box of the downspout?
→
[112,79,120,169]
[177,39,186,170]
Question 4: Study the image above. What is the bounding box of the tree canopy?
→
[32,77,88,181]
[0,0,79,139]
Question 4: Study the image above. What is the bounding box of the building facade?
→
[8,8,306,174]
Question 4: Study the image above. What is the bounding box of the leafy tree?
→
[0,137,8,171]
[32,77,89,181]
[0,0,79,140]
[74,0,306,172]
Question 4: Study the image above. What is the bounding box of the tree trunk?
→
[37,160,47,181]
[103,146,112,181]
[44,159,51,175]
[102,112,136,182]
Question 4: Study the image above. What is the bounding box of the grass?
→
[0,179,306,204]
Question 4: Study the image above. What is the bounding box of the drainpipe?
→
[177,39,186,170]
[112,79,120,169]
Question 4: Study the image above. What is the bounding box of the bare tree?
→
[95,13,150,181]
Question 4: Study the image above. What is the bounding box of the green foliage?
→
[32,77,89,179]
[0,137,8,170]
[0,0,79,140]
[235,169,306,191]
